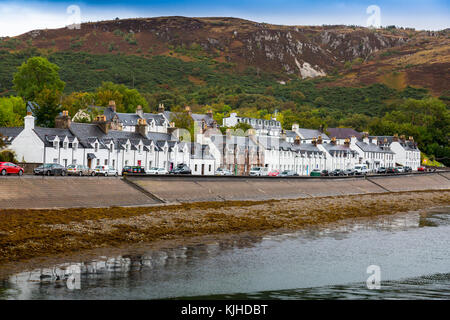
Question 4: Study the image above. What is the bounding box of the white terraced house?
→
[371,135,421,170]
[350,135,395,171]
[316,137,359,171]
[0,111,214,175]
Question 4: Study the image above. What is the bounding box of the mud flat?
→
[0,190,448,266]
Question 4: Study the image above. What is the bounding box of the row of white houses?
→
[0,110,421,176]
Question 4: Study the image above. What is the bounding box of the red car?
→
[0,162,24,176]
[417,166,425,172]
[268,169,280,177]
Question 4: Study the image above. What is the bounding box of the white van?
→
[249,167,268,176]
[354,165,369,175]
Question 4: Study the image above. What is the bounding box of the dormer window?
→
[73,143,78,151]
[63,142,68,150]
[94,143,99,152]
[110,143,114,152]
[138,145,142,153]
[53,141,58,150]
[125,144,129,152]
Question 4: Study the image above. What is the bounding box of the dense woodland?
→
[0,50,449,166]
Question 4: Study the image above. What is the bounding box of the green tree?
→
[0,96,26,127]
[13,56,65,102]
[34,88,63,127]
[95,82,148,113]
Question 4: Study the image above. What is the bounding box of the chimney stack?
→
[24,112,35,130]
[372,136,378,145]
[312,137,317,146]
[294,135,301,145]
[292,123,299,131]
[158,103,165,113]
[317,135,323,144]
[344,138,350,147]
[362,132,369,144]
[55,110,72,129]
[408,136,414,142]
[94,115,109,134]
[109,100,116,112]
[136,105,143,118]
[400,134,406,142]
[206,109,213,118]
[393,134,399,142]
[330,136,336,145]
[136,118,148,137]
[185,106,192,116]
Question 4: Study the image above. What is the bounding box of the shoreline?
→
[0,190,449,268]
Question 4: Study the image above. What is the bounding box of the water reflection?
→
[1,207,449,300]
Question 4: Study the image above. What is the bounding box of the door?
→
[88,159,92,169]
[137,160,141,166]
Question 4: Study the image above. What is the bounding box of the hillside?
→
[0,16,448,96]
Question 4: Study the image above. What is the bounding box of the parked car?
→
[268,169,280,177]
[279,170,299,177]
[387,167,399,174]
[249,167,268,176]
[320,170,329,176]
[310,169,322,177]
[404,166,412,173]
[376,167,387,174]
[0,162,24,176]
[417,166,426,172]
[122,166,132,175]
[396,166,405,173]
[215,168,233,176]
[343,168,356,176]
[130,166,145,174]
[146,167,168,175]
[67,164,91,176]
[330,169,345,176]
[354,165,369,175]
[170,164,192,174]
[34,163,67,176]
[93,165,119,176]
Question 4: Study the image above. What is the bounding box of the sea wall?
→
[128,172,450,203]
[0,173,448,209]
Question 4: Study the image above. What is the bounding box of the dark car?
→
[279,170,299,177]
[131,166,145,174]
[170,164,192,175]
[34,163,67,176]
[320,170,329,176]
[404,166,412,173]
[376,167,387,174]
[0,162,24,176]
[330,169,344,176]
[122,166,133,175]
[343,168,356,176]
[387,167,399,174]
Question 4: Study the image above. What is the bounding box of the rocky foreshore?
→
[0,190,449,265]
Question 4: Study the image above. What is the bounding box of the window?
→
[209,165,212,172]
[125,160,129,166]
[94,143,99,152]
[96,159,100,165]
[125,144,129,152]
[73,143,77,151]
[195,164,198,171]
[104,159,108,165]
[112,160,115,168]
[72,159,77,165]
[53,141,58,150]
[53,158,58,163]
[63,142,68,150]
[110,144,114,152]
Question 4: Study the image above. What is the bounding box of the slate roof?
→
[296,128,330,140]
[143,113,167,126]
[191,113,216,127]
[321,142,358,155]
[33,127,76,147]
[355,140,394,153]
[327,128,363,140]
[0,127,23,144]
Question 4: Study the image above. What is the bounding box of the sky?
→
[0,0,448,37]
